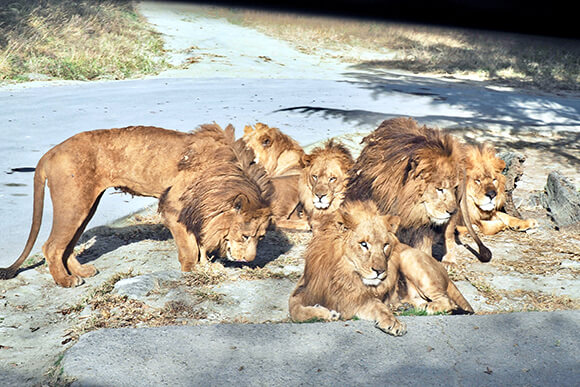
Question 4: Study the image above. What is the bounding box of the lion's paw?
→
[376,318,407,336]
[329,310,341,321]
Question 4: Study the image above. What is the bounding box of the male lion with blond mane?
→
[299,139,354,230]
[0,124,272,287]
[346,117,491,263]
[243,123,307,230]
[455,143,538,237]
[289,200,407,336]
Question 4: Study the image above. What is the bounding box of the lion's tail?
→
[447,281,474,314]
[459,168,492,262]
[0,160,46,279]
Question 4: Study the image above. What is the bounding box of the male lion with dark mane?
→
[0,124,272,287]
[346,117,491,263]
[242,123,307,230]
[455,143,538,237]
[289,200,406,336]
[299,139,354,230]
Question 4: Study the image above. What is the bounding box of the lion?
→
[289,200,407,336]
[345,117,491,263]
[0,124,272,287]
[242,123,308,230]
[456,143,538,236]
[298,139,354,230]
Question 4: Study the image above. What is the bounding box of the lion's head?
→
[299,140,354,217]
[464,143,506,216]
[346,117,462,229]
[334,200,401,286]
[310,200,401,289]
[173,128,274,263]
[242,123,305,176]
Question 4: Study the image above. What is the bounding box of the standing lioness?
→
[0,124,272,287]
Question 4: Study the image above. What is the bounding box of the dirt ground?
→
[0,131,578,385]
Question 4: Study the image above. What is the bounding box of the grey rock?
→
[114,271,182,299]
[498,151,526,217]
[540,171,580,228]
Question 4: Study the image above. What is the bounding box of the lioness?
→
[289,200,407,336]
[0,124,272,287]
[299,139,354,230]
[242,123,308,230]
[456,143,538,236]
[346,117,491,262]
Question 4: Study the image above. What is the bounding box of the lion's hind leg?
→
[289,284,340,322]
[43,187,104,287]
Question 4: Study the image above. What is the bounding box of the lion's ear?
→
[383,215,401,234]
[243,125,254,135]
[233,194,249,212]
[302,153,313,167]
[224,124,236,142]
[494,157,506,174]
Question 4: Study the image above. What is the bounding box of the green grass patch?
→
[0,0,169,82]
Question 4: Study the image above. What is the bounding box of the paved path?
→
[61,311,580,386]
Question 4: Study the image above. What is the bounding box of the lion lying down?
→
[458,143,538,236]
[289,200,472,336]
[0,124,272,287]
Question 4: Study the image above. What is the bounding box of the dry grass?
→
[0,0,168,82]
[192,5,580,93]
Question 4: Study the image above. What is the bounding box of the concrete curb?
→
[61,310,580,386]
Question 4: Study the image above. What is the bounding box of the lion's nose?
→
[316,193,326,200]
[486,190,497,199]
[373,268,385,276]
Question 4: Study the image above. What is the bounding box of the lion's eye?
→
[329,176,337,183]
[262,138,271,147]
[312,175,318,181]
[259,235,265,241]
[436,188,444,194]
[360,241,369,250]
[242,235,250,241]
[475,179,481,185]
[492,178,497,186]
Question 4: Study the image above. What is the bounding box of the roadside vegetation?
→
[192,5,580,93]
[0,0,168,82]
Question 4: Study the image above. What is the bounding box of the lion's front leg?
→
[160,209,200,271]
[495,211,538,232]
[355,298,406,336]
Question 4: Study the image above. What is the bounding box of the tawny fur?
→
[387,247,474,314]
[346,117,491,262]
[0,124,271,287]
[298,139,354,231]
[289,200,407,336]
[242,123,307,230]
[453,143,538,238]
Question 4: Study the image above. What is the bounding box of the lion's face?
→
[421,178,459,226]
[220,207,271,262]
[465,145,506,213]
[338,201,400,287]
[304,158,348,211]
